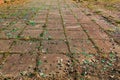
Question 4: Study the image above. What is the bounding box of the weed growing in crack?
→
[27,20,36,26]
[9,21,17,25]
[37,60,42,66]
[47,36,52,40]
[83,59,90,64]
[11,28,19,32]
[81,52,94,58]
[10,13,17,17]
[39,32,44,39]
[109,52,116,61]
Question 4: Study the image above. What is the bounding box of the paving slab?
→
[46,30,65,40]
[81,23,110,39]
[47,23,63,30]
[0,29,21,38]
[94,40,120,54]
[38,53,71,75]
[21,30,43,39]
[10,40,40,53]
[0,40,12,51]
[66,30,88,40]
[69,39,97,54]
[0,54,36,77]
[25,23,44,30]
[42,40,69,53]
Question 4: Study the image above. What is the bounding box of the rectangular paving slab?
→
[46,30,65,40]
[94,40,120,54]
[81,23,110,39]
[25,23,44,30]
[47,23,63,30]
[37,53,71,76]
[10,40,40,53]
[0,54,36,77]
[0,40,12,51]
[5,21,26,30]
[42,40,69,53]
[69,39,97,54]
[66,30,88,40]
[21,30,43,39]
[0,29,21,39]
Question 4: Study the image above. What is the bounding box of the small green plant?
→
[27,20,36,26]
[39,32,44,38]
[11,28,18,32]
[37,60,42,66]
[47,35,52,40]
[83,59,89,64]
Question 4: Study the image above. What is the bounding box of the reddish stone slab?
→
[46,30,65,40]
[0,19,14,29]
[42,40,69,53]
[1,29,21,38]
[88,13,115,30]
[0,40,12,51]
[10,40,39,53]
[25,23,44,30]
[47,23,63,30]
[69,40,97,54]
[47,18,62,24]
[66,30,88,40]
[34,14,47,20]
[65,25,82,31]
[48,14,61,19]
[64,22,79,28]
[49,11,59,16]
[21,30,43,38]
[7,21,26,30]
[94,40,120,54]
[0,54,36,77]
[78,14,93,24]
[81,23,109,39]
[38,53,71,75]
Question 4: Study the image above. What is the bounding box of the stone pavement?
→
[0,0,120,79]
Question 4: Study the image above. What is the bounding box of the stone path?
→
[0,0,120,79]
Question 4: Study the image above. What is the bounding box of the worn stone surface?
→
[0,0,120,79]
